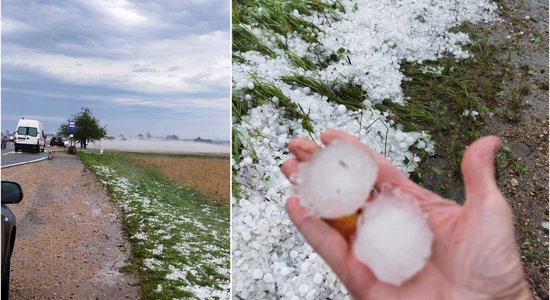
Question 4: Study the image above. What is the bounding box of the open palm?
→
[281,129,531,300]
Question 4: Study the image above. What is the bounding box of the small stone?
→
[510,178,519,187]
[542,222,549,230]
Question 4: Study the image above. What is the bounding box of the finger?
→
[285,197,351,276]
[321,128,415,190]
[280,159,299,182]
[461,136,504,208]
[288,138,319,162]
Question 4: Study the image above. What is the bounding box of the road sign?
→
[68,121,76,133]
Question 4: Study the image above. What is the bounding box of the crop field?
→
[79,152,230,299]
[231,0,548,298]
[131,154,230,202]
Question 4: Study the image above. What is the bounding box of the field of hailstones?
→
[232,0,497,298]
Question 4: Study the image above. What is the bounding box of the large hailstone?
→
[296,140,378,219]
[353,184,433,286]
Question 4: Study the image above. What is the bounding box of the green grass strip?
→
[79,152,230,299]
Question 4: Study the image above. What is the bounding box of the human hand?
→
[281,128,531,300]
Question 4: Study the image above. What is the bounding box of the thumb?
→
[461,136,502,208]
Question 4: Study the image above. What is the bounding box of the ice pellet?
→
[281,267,293,276]
[299,284,309,295]
[313,273,324,285]
[252,268,263,280]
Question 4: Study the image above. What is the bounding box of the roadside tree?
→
[58,107,107,149]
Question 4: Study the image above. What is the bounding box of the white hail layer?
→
[232,0,496,298]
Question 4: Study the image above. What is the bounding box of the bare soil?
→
[2,147,138,299]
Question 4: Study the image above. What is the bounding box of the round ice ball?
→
[297,140,378,219]
[353,185,433,286]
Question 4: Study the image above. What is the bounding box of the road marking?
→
[2,151,18,156]
[1,152,49,169]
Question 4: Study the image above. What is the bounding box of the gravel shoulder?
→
[483,1,548,297]
[2,147,138,299]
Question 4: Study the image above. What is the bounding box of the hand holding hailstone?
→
[281,128,532,299]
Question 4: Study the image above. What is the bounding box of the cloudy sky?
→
[2,0,230,139]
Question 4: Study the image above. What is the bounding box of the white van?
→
[14,118,46,152]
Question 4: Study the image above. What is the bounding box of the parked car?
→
[14,118,46,152]
[1,135,7,149]
[1,181,23,299]
[50,136,64,146]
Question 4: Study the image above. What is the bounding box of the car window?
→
[28,127,37,137]
[16,127,38,137]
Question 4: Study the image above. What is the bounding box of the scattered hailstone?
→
[313,273,324,285]
[296,140,378,219]
[337,104,347,114]
[353,184,433,286]
[252,268,263,280]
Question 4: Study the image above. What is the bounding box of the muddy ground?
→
[2,147,137,299]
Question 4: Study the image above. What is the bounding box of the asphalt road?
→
[1,142,49,168]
